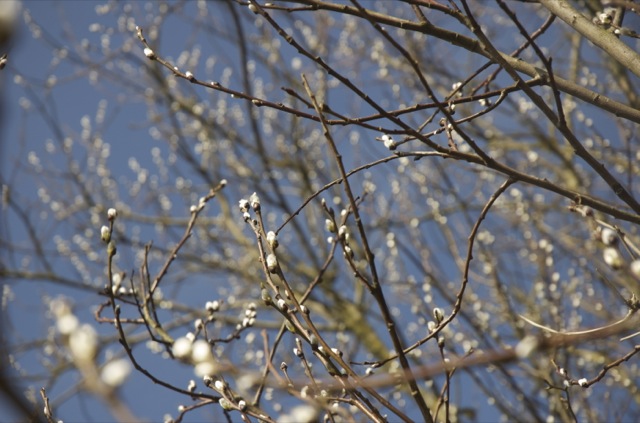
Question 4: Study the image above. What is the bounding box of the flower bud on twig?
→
[266,253,278,273]
[101,225,110,243]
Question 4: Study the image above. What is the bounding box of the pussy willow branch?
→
[136,20,640,225]
[539,0,640,78]
[252,2,640,223]
[282,0,640,123]
[302,74,434,423]
[248,202,402,421]
[312,311,640,392]
[368,177,515,367]
[461,0,640,215]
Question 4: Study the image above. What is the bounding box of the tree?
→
[2,1,640,421]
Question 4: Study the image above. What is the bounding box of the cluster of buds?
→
[573,205,640,286]
[238,198,250,220]
[590,7,638,36]
[202,375,247,412]
[597,225,640,284]
[205,300,221,320]
[451,81,463,94]
[110,272,131,296]
[49,297,131,388]
[101,208,118,257]
[338,224,354,259]
[172,336,218,378]
[190,196,207,213]
[239,192,261,221]
[240,303,257,328]
[325,210,356,259]
[592,8,616,26]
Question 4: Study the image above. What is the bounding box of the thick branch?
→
[539,0,640,78]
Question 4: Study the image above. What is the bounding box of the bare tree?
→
[2,1,640,422]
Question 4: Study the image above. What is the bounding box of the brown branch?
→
[302,74,433,423]
[539,0,640,78]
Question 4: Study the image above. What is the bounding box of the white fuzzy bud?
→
[187,379,196,392]
[381,134,396,150]
[600,228,617,246]
[603,247,623,269]
[277,298,287,310]
[191,339,213,363]
[68,324,98,362]
[100,225,111,243]
[630,259,640,278]
[56,314,79,335]
[107,208,118,221]
[143,47,155,59]
[101,359,131,387]
[266,253,278,273]
[172,337,193,359]
[433,307,444,323]
[325,219,336,233]
[205,300,220,313]
[266,231,278,249]
[249,192,260,211]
